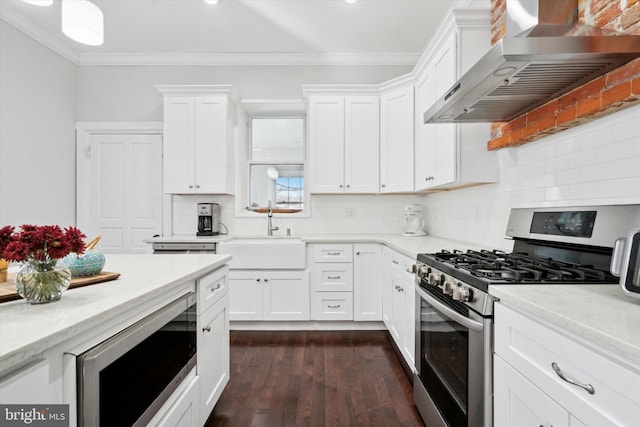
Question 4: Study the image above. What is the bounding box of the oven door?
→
[414,284,492,427]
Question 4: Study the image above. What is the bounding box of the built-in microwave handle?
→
[415,285,484,332]
[610,237,627,277]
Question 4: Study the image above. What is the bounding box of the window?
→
[248,117,305,213]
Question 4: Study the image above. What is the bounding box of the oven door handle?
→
[416,285,484,332]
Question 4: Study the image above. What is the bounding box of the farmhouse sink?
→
[217,237,305,269]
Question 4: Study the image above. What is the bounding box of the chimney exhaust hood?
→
[423,0,640,124]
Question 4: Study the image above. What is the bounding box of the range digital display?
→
[530,211,597,238]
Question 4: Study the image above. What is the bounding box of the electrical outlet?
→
[345,208,354,219]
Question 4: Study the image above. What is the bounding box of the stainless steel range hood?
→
[423,0,640,124]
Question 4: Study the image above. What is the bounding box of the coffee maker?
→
[197,203,220,236]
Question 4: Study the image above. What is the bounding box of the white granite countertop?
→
[146,233,491,260]
[0,254,231,374]
[490,284,640,371]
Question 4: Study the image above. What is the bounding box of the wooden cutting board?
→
[0,270,121,303]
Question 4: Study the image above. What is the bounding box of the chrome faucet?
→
[267,200,279,236]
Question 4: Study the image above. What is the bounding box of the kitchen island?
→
[0,253,231,426]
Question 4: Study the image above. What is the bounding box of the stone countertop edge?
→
[0,254,231,374]
[490,284,640,373]
[149,233,495,260]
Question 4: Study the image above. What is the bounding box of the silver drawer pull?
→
[551,362,595,395]
[327,276,341,280]
[210,284,221,291]
[326,252,341,256]
[327,305,341,309]
[202,326,211,332]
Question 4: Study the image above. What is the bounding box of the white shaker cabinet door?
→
[228,270,263,321]
[494,356,570,427]
[344,96,380,194]
[414,69,437,191]
[263,270,310,321]
[194,97,228,194]
[308,96,345,193]
[163,97,196,193]
[353,243,382,321]
[380,86,414,193]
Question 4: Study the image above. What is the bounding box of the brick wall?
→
[487,0,640,150]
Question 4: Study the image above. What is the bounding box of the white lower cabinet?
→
[153,375,201,427]
[311,243,382,322]
[313,291,354,320]
[494,303,640,427]
[229,270,310,321]
[198,292,229,425]
[382,247,416,369]
[494,356,570,427]
[353,243,382,321]
[0,359,57,404]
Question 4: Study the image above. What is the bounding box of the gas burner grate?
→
[424,248,617,284]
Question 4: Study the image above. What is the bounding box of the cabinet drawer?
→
[495,303,640,427]
[314,263,353,292]
[313,292,353,320]
[313,244,353,263]
[197,267,228,314]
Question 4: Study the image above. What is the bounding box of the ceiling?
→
[0,0,485,65]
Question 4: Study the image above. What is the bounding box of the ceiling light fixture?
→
[204,0,219,4]
[22,0,53,5]
[61,0,104,46]
[344,0,358,3]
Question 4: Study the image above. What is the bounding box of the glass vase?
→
[16,258,72,304]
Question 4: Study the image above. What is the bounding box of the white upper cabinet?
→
[414,10,496,191]
[307,91,380,194]
[158,86,236,194]
[380,83,414,193]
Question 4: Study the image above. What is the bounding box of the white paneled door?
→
[77,127,163,253]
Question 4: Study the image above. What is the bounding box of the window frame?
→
[237,113,310,218]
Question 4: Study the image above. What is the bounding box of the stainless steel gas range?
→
[412,204,640,427]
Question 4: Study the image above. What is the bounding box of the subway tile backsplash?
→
[424,103,640,250]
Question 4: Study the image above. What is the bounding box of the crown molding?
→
[77,52,420,67]
[0,2,79,64]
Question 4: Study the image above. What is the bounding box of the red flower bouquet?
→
[0,225,87,304]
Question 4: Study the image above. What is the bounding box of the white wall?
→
[0,22,77,227]
[423,103,640,251]
[74,65,412,121]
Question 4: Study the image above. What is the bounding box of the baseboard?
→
[230,320,386,331]
[385,331,414,382]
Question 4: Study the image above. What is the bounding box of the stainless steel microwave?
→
[611,229,640,298]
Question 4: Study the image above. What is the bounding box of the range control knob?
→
[428,273,440,286]
[413,265,430,279]
[452,285,473,302]
[443,280,454,295]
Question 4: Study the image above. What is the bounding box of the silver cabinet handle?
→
[356,251,360,255]
[327,276,341,280]
[202,325,211,332]
[327,252,341,256]
[346,184,350,188]
[392,260,399,264]
[425,176,434,181]
[256,278,261,282]
[381,184,386,188]
[195,184,200,189]
[264,278,269,282]
[339,184,343,188]
[188,185,194,188]
[327,304,341,309]
[551,362,595,394]
[211,284,221,292]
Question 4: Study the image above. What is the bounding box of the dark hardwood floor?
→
[205,330,425,427]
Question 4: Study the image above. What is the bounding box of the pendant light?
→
[22,0,54,5]
[61,0,104,46]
